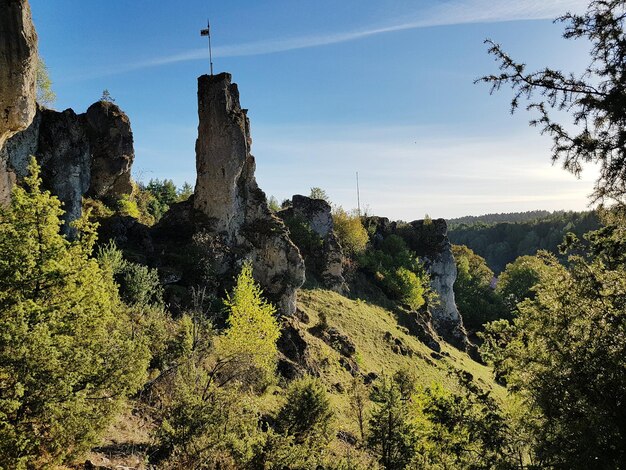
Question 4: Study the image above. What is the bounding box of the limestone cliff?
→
[0,102,135,231]
[192,73,305,315]
[364,216,470,350]
[406,219,469,350]
[0,0,38,203]
[37,108,91,232]
[278,195,347,293]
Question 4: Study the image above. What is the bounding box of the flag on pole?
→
[201,19,210,36]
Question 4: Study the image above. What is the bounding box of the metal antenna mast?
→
[200,19,214,75]
[356,171,361,217]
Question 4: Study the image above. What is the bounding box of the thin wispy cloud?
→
[74,0,588,80]
[248,122,595,219]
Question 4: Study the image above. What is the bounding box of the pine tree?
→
[0,158,150,468]
[216,261,281,387]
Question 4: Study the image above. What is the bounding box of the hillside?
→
[82,287,504,468]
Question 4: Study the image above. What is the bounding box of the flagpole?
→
[356,171,361,217]
[208,19,214,75]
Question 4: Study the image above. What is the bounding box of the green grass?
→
[295,288,506,437]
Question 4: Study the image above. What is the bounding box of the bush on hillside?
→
[332,206,369,255]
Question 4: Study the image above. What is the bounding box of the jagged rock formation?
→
[192,73,305,315]
[409,219,469,350]
[278,195,347,293]
[364,216,470,350]
[84,101,134,202]
[37,108,91,230]
[0,102,135,231]
[0,0,38,203]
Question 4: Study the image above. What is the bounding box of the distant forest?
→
[448,210,600,273]
[449,210,572,228]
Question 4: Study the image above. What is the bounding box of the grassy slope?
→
[294,288,505,437]
[80,287,504,468]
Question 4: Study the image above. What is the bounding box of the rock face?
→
[278,195,347,293]
[194,73,250,235]
[0,0,38,203]
[84,101,134,202]
[37,108,91,232]
[193,73,305,315]
[404,218,469,349]
[364,216,470,349]
[0,102,135,231]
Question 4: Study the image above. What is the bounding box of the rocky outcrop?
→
[364,216,470,350]
[278,195,347,293]
[403,218,470,349]
[0,0,38,203]
[192,73,305,315]
[84,101,134,202]
[37,108,91,233]
[0,102,135,232]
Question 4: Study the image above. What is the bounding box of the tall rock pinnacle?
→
[0,0,38,204]
[194,73,251,235]
[193,73,305,315]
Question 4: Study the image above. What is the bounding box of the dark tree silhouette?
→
[477,0,626,204]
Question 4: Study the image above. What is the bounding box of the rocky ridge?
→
[0,102,135,232]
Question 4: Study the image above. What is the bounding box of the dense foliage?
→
[359,234,429,310]
[115,179,193,225]
[481,243,626,468]
[448,210,554,228]
[332,206,369,255]
[474,3,626,466]
[276,376,335,450]
[495,252,560,318]
[0,160,150,468]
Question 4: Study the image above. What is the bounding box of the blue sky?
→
[30,0,596,220]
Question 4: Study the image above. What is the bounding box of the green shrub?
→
[216,262,281,388]
[117,193,141,219]
[98,241,164,308]
[452,244,504,330]
[157,363,264,469]
[384,267,426,310]
[276,376,335,448]
[284,215,324,256]
[495,252,557,317]
[333,206,368,255]
[367,376,419,469]
[359,234,429,310]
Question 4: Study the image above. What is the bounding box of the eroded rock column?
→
[194,73,305,315]
[84,101,134,203]
[408,218,470,349]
